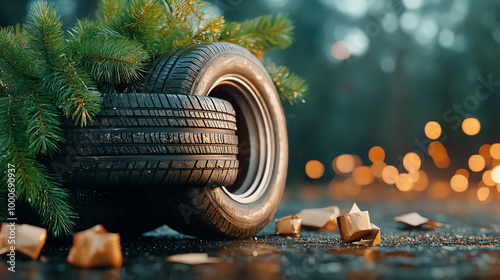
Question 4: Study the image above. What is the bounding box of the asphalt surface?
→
[1,197,499,280]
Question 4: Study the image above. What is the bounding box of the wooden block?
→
[337,203,372,243]
[67,224,123,268]
[0,223,47,260]
[275,215,301,236]
[296,206,340,231]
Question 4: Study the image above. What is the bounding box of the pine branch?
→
[23,2,64,69]
[220,15,294,53]
[24,2,102,127]
[0,28,39,88]
[0,27,63,155]
[146,0,193,53]
[264,58,308,105]
[111,0,164,44]
[66,18,97,42]
[96,0,126,25]
[172,0,225,44]
[190,16,225,43]
[150,0,223,52]
[24,85,64,156]
[78,38,148,84]
[0,97,75,236]
[44,65,102,126]
[23,170,76,237]
[69,21,149,85]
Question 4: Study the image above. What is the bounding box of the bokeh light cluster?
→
[305,117,500,204]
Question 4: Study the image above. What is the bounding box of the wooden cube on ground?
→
[67,224,123,268]
[337,203,372,243]
[296,206,340,231]
[275,215,301,236]
[0,223,47,260]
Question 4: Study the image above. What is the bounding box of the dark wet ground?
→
[1,197,500,280]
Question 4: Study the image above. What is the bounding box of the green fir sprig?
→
[221,14,294,53]
[96,0,126,25]
[111,0,164,44]
[0,97,76,236]
[24,2,102,127]
[265,58,308,105]
[69,20,149,85]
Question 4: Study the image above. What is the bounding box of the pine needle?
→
[264,58,308,105]
[24,2,102,127]
[221,15,294,53]
[0,28,39,86]
[0,28,63,155]
[24,86,64,156]
[190,16,225,43]
[23,1,65,68]
[96,0,126,25]
[151,0,225,52]
[69,20,149,85]
[0,97,75,236]
[112,0,164,43]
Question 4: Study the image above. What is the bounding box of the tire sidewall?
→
[190,44,288,229]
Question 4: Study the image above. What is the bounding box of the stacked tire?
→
[42,42,288,238]
[45,93,240,236]
[139,43,288,238]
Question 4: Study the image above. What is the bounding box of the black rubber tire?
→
[141,42,288,238]
[45,93,239,189]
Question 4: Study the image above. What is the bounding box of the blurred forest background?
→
[2,0,500,197]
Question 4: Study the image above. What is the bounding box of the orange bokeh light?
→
[479,144,492,160]
[428,141,450,169]
[490,143,500,159]
[396,173,413,192]
[468,154,485,172]
[450,174,468,192]
[433,153,451,169]
[491,166,500,183]
[428,141,447,157]
[477,187,490,202]
[403,152,421,172]
[409,171,420,182]
[371,161,387,178]
[412,170,428,191]
[482,170,496,186]
[353,166,375,186]
[382,165,399,185]
[424,121,442,140]
[368,146,385,163]
[305,160,324,179]
[333,154,356,174]
[462,117,481,136]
